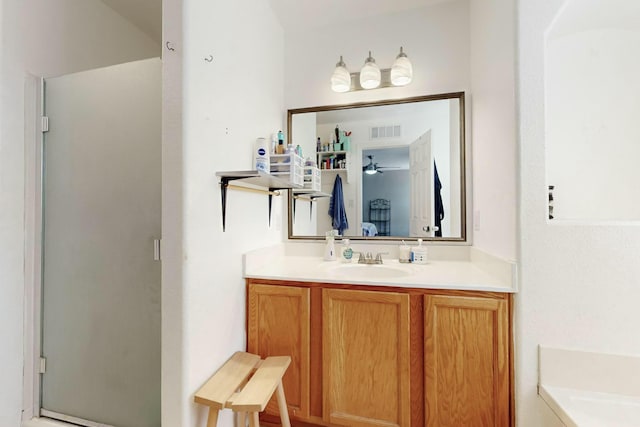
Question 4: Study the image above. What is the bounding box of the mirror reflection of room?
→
[290,95,463,240]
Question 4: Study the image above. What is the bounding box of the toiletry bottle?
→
[316,137,321,152]
[411,238,428,264]
[341,239,353,263]
[324,231,337,261]
[254,137,270,173]
[277,130,285,154]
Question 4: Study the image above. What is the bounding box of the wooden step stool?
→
[194,352,292,427]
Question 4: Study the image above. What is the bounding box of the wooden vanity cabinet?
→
[246,279,513,427]
[423,295,510,427]
[323,289,411,427]
[247,283,311,419]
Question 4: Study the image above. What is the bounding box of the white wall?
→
[0,1,161,424]
[517,1,640,426]
[181,0,284,426]
[546,8,640,220]
[469,0,517,261]
[161,0,184,425]
[284,1,470,110]
[284,0,517,256]
[291,112,319,236]
[22,0,159,77]
[0,0,26,425]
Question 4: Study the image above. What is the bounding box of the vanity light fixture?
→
[390,47,413,86]
[330,56,351,93]
[330,47,413,93]
[360,51,381,89]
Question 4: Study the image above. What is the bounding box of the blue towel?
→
[434,161,444,237]
[328,175,349,235]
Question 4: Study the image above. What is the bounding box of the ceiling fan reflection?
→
[362,155,400,175]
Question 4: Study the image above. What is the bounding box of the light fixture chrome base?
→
[348,68,402,91]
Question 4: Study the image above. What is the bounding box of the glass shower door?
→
[41,58,161,427]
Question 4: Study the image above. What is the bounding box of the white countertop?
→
[244,243,517,293]
[539,347,640,427]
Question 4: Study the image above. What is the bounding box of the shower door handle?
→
[153,239,161,261]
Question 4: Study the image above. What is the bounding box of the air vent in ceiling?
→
[370,125,401,140]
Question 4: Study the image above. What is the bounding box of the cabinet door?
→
[424,295,510,427]
[248,283,310,419]
[323,289,410,427]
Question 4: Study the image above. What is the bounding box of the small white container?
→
[270,152,304,186]
[303,166,321,191]
[411,239,428,264]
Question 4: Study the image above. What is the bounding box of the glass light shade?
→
[391,47,413,86]
[331,56,351,93]
[364,168,377,175]
[360,51,381,89]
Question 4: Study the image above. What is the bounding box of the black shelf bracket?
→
[292,192,331,223]
[219,176,245,232]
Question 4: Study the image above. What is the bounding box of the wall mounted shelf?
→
[292,189,331,221]
[317,150,351,183]
[216,171,302,231]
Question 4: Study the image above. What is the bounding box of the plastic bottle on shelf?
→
[276,130,285,154]
[254,137,270,173]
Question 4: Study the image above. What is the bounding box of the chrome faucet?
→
[357,251,388,264]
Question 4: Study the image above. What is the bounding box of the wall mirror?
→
[287,92,466,241]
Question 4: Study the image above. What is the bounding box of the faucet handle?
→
[375,252,389,263]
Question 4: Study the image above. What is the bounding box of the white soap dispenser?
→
[411,238,428,264]
[324,230,337,261]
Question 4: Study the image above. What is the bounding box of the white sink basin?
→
[326,263,413,279]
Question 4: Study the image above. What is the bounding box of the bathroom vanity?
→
[244,245,516,427]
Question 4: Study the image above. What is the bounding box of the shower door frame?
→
[22,74,46,423]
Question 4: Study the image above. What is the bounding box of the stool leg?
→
[249,412,259,427]
[275,379,291,427]
[237,411,246,427]
[206,408,219,427]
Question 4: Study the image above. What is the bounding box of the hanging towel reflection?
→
[434,161,444,237]
[328,174,349,235]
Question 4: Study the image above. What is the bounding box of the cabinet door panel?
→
[424,296,509,427]
[248,284,310,419]
[323,289,410,427]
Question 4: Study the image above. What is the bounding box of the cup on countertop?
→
[398,244,412,263]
